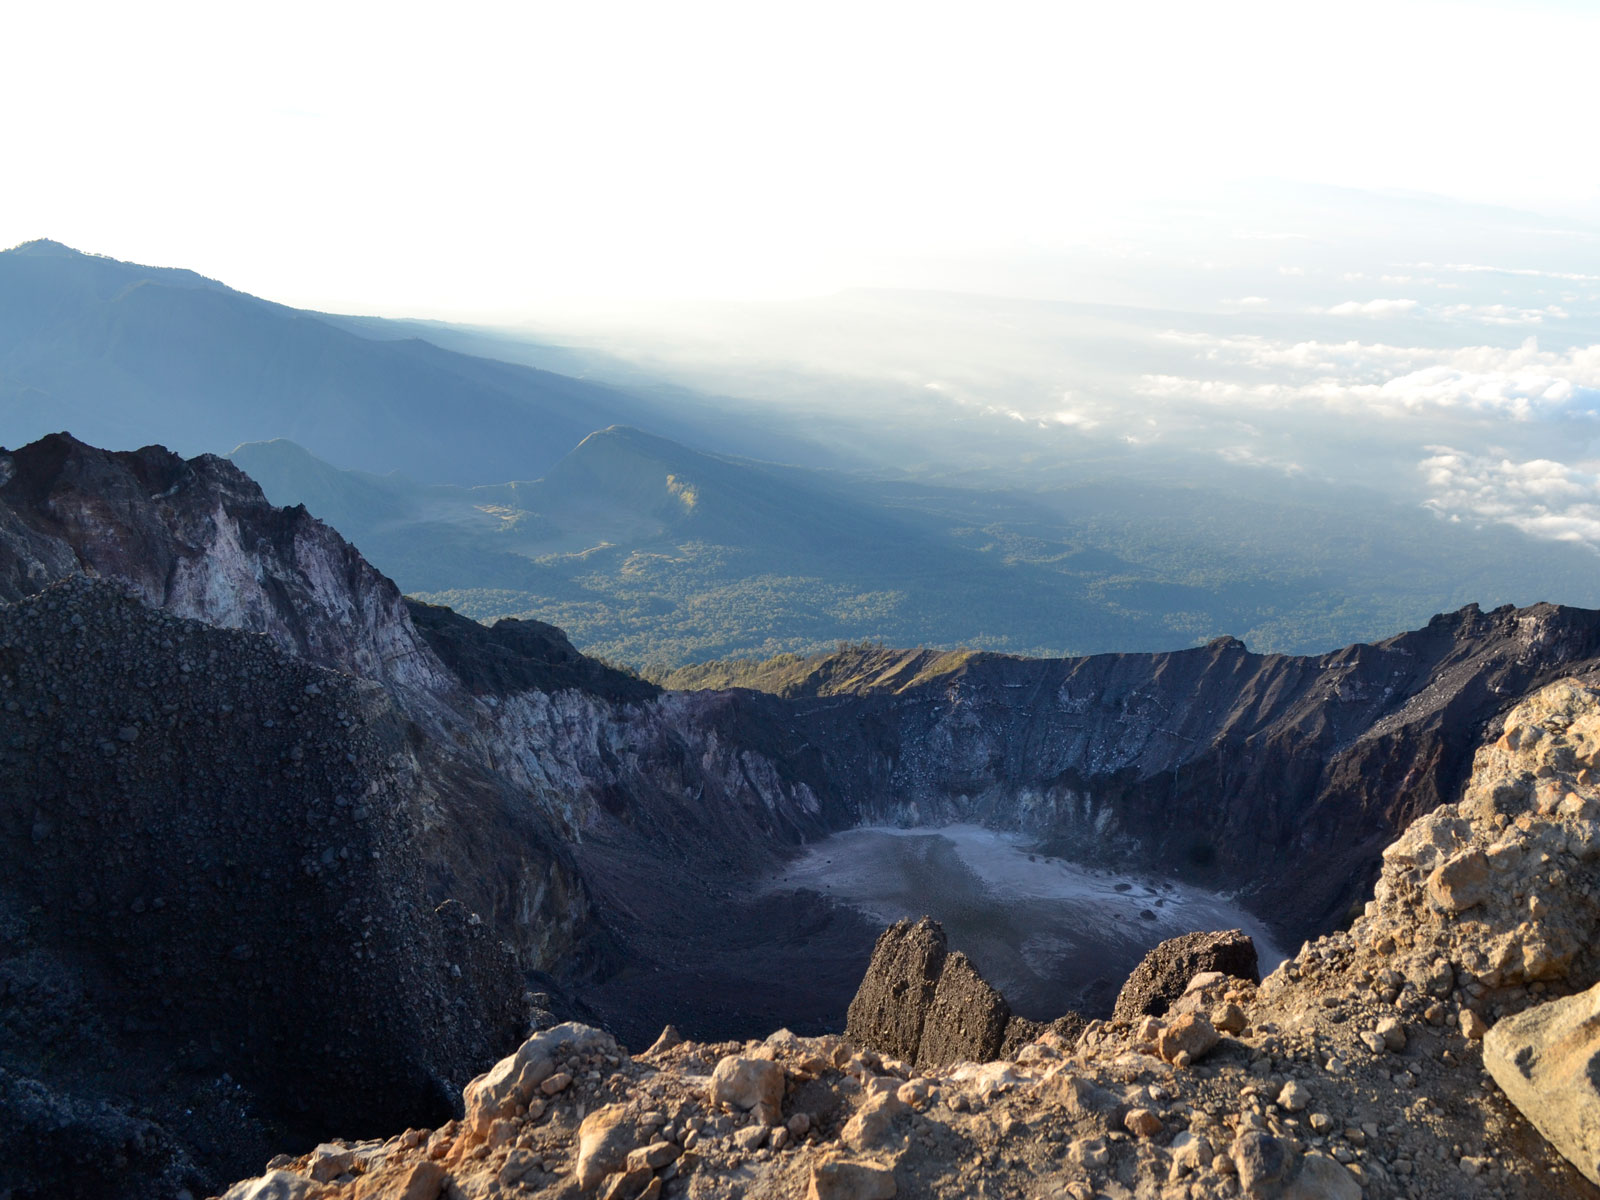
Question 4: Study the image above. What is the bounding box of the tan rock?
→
[842,1091,908,1152]
[1460,1009,1489,1039]
[1212,1002,1247,1034]
[808,1157,898,1200]
[540,1072,573,1096]
[1276,1080,1311,1112]
[1156,1013,1220,1064]
[461,1022,608,1134]
[391,1162,448,1200]
[708,1055,785,1116]
[1483,979,1600,1186]
[733,1124,769,1151]
[644,1025,683,1056]
[597,1166,653,1200]
[1124,1108,1162,1138]
[634,1140,681,1171]
[220,1172,314,1200]
[576,1105,639,1191]
[1427,848,1492,912]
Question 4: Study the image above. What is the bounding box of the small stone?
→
[787,1112,812,1137]
[1157,1013,1221,1064]
[645,1026,683,1056]
[733,1124,769,1151]
[1285,1154,1362,1199]
[1124,1108,1162,1138]
[1460,1009,1488,1040]
[1212,1002,1248,1034]
[625,1142,680,1171]
[1376,1016,1406,1052]
[842,1092,907,1152]
[807,1157,897,1200]
[541,1072,573,1096]
[1309,1112,1333,1133]
[1277,1081,1311,1112]
[1232,1131,1291,1193]
[598,1167,653,1200]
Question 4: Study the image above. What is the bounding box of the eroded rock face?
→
[1112,929,1260,1022]
[0,577,530,1197]
[917,952,1013,1071]
[843,919,948,1066]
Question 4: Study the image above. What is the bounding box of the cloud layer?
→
[1421,450,1600,550]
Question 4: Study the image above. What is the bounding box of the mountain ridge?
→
[8,433,1600,1195]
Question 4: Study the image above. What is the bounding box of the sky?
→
[4,0,1598,317]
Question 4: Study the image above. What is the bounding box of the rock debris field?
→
[219,679,1600,1199]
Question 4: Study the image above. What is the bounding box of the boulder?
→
[708,1055,785,1116]
[915,951,1012,1070]
[1483,978,1600,1187]
[844,918,948,1063]
[808,1157,898,1200]
[1113,930,1259,1022]
[576,1105,639,1191]
[1156,1013,1220,1064]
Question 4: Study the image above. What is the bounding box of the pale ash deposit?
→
[772,825,1285,1018]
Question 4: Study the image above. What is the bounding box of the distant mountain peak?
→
[4,237,85,257]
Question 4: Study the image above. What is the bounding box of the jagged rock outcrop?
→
[215,679,1600,1200]
[1112,929,1261,1022]
[844,918,1083,1073]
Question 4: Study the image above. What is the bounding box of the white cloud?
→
[1437,303,1569,326]
[1431,262,1600,283]
[1420,450,1600,549]
[1147,334,1600,422]
[1219,445,1304,475]
[1325,298,1420,317]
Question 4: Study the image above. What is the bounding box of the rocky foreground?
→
[218,680,1600,1200]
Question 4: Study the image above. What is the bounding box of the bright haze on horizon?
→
[3,0,1596,314]
[7,0,1600,565]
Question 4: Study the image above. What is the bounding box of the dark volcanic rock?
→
[1001,1012,1089,1059]
[1112,929,1259,1022]
[0,577,528,1197]
[845,918,1079,1071]
[844,917,948,1064]
[918,951,1014,1070]
[403,598,657,704]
